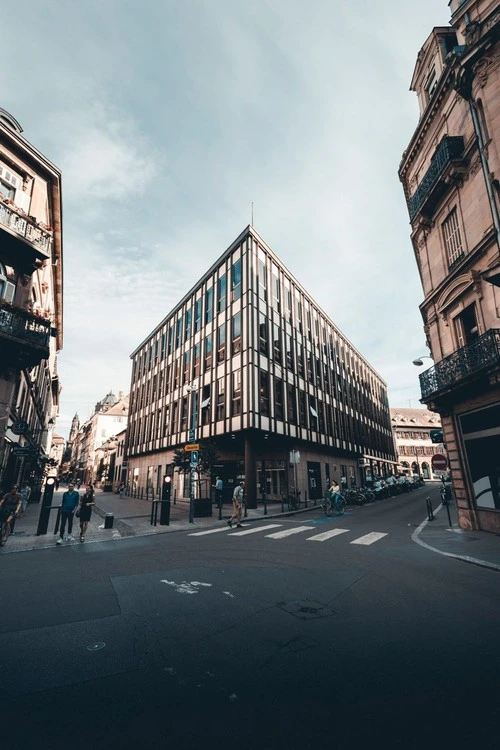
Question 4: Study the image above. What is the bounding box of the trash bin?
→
[159,500,171,525]
[104,513,114,529]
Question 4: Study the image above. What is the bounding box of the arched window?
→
[0,263,15,303]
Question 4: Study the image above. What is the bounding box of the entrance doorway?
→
[307,461,322,501]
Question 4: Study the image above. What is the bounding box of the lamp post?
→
[185,382,198,524]
[412,355,433,367]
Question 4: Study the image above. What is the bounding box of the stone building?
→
[390,408,447,479]
[0,108,63,495]
[125,226,397,506]
[399,1,500,530]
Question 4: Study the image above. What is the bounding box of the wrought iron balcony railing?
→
[0,201,52,255]
[0,301,51,350]
[419,328,500,401]
[408,136,465,220]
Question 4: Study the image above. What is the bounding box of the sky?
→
[1,0,452,440]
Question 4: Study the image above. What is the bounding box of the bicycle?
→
[287,489,302,511]
[0,509,16,547]
[322,492,346,517]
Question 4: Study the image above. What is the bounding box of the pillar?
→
[245,436,257,509]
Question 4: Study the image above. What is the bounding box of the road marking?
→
[189,527,242,536]
[265,526,311,539]
[228,524,282,536]
[161,580,213,594]
[307,528,350,542]
[350,532,388,546]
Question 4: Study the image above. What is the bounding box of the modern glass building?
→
[126,226,396,506]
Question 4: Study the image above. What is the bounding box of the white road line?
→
[265,526,312,539]
[228,524,283,536]
[307,528,350,542]
[350,532,388,546]
[189,527,243,536]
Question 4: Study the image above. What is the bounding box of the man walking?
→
[214,476,223,507]
[57,482,80,544]
[20,482,31,516]
[227,481,244,528]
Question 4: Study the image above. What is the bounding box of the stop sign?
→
[431,453,447,471]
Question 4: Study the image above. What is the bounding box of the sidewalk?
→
[413,497,500,572]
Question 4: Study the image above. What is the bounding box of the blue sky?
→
[1,1,451,439]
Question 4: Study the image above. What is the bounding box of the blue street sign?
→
[188,429,196,442]
[190,451,199,465]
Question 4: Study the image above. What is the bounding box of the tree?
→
[172,440,220,478]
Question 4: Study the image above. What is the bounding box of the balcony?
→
[419,329,500,401]
[0,199,52,273]
[0,300,51,369]
[408,136,465,220]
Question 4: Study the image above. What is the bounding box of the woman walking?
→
[79,485,95,542]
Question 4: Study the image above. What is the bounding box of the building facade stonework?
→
[390,408,447,479]
[0,108,63,495]
[399,1,500,531]
[125,226,397,506]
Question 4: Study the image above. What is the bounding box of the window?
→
[309,396,318,431]
[273,325,282,364]
[260,371,270,416]
[231,259,241,301]
[193,343,200,378]
[217,323,226,363]
[194,298,202,333]
[216,379,225,421]
[307,351,315,384]
[218,274,227,313]
[232,312,241,355]
[0,264,15,303]
[258,256,267,302]
[232,370,241,416]
[171,401,178,433]
[274,378,284,421]
[454,303,479,347]
[297,344,305,378]
[298,391,307,427]
[201,385,211,425]
[183,350,190,384]
[181,397,188,430]
[259,313,268,356]
[286,334,294,371]
[442,208,463,266]
[272,266,280,312]
[167,325,174,356]
[286,383,297,424]
[425,68,437,100]
[163,406,170,436]
[175,317,183,349]
[204,334,212,371]
[185,309,191,340]
[205,288,213,324]
[285,284,293,325]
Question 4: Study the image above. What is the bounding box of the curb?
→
[411,503,500,573]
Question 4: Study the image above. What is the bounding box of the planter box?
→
[194,499,212,518]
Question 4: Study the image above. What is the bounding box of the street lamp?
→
[184,382,198,524]
[412,355,433,366]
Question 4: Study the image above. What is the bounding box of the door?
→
[307,461,322,501]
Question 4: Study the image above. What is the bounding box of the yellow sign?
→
[184,444,200,452]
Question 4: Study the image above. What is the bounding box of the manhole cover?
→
[278,600,336,620]
[87,642,106,651]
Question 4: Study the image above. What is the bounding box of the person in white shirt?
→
[227,481,244,528]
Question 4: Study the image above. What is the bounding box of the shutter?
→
[14,189,31,213]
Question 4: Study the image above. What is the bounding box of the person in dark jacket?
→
[78,485,95,543]
[57,483,80,544]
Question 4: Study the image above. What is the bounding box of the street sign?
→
[11,421,29,435]
[184,444,200,452]
[190,451,199,465]
[188,429,196,442]
[431,453,448,471]
[430,429,444,444]
[10,445,31,455]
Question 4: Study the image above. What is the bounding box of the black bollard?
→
[36,477,57,535]
[426,496,434,521]
[159,476,171,525]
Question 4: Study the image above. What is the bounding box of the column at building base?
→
[245,436,257,509]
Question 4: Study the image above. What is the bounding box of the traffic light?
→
[160,475,172,525]
[430,429,443,444]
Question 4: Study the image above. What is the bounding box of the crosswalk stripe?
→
[189,527,245,536]
[265,526,312,539]
[350,532,388,546]
[306,529,350,542]
[228,524,282,536]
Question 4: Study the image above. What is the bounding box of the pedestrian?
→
[227,481,244,528]
[0,484,22,537]
[214,476,223,507]
[57,482,80,544]
[119,482,125,498]
[20,482,31,516]
[78,485,95,543]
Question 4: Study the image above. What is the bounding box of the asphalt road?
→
[2,485,499,750]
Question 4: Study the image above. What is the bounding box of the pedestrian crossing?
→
[188,523,388,546]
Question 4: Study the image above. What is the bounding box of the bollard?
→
[263,493,267,516]
[36,478,57,535]
[426,496,434,521]
[159,476,171,525]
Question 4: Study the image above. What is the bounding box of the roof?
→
[104,394,129,416]
[390,407,441,426]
